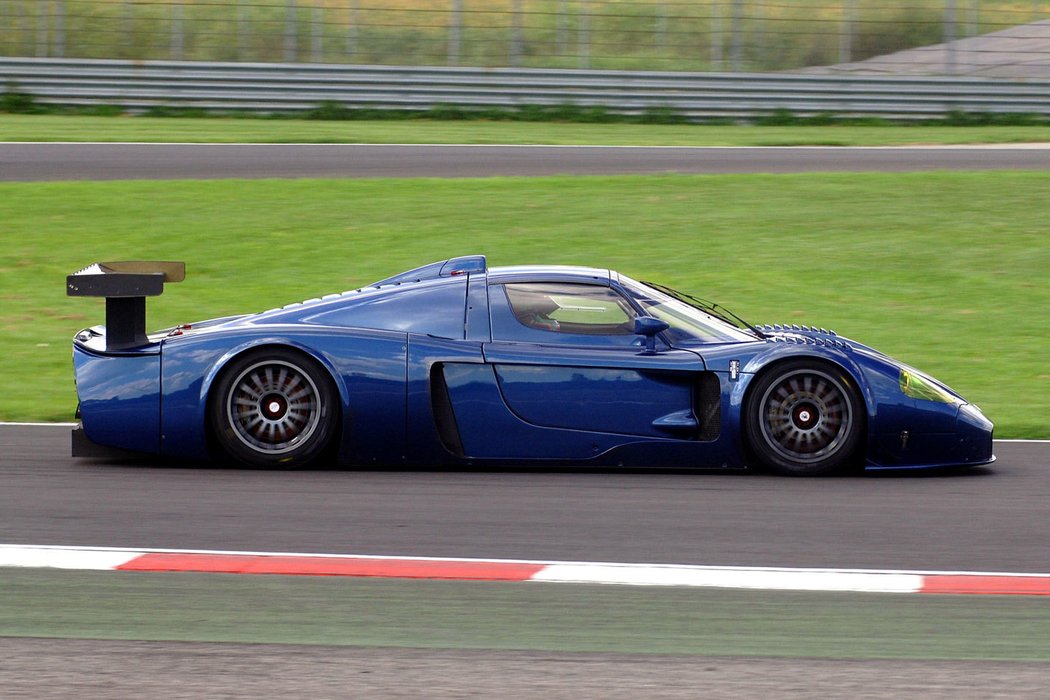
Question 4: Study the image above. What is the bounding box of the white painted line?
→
[0,545,142,570]
[533,563,923,593]
[0,422,78,427]
[4,142,1050,150]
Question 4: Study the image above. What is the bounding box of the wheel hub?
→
[261,394,287,421]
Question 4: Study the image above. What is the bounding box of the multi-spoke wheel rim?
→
[757,369,853,464]
[225,360,321,455]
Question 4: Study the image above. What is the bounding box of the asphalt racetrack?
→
[2,425,1047,574]
[4,142,1050,181]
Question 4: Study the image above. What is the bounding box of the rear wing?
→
[67,261,185,351]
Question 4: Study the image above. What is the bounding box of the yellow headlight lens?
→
[899,369,959,404]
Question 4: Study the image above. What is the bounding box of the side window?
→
[493,283,640,344]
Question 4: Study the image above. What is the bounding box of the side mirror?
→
[634,316,669,355]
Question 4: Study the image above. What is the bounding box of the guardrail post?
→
[449,0,462,66]
[285,0,298,63]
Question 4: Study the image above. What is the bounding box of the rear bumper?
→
[72,342,162,456]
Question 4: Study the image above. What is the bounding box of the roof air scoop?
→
[67,261,185,351]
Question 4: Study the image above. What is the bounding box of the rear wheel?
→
[209,348,338,468]
[745,360,863,476]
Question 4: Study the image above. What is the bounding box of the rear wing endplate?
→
[67,261,185,351]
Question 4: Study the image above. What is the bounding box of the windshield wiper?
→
[641,281,767,339]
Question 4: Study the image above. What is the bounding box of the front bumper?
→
[867,403,994,470]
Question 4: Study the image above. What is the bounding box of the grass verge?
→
[1,172,1047,435]
[5,113,1050,146]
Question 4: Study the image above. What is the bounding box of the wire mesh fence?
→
[2,1,1049,74]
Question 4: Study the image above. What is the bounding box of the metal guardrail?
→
[4,57,1050,119]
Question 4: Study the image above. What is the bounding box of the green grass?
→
[4,571,1050,660]
[1,171,1048,436]
[6,114,1050,145]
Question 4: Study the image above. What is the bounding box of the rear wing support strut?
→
[66,261,185,351]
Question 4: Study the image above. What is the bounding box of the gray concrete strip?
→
[2,637,1049,699]
[1,425,1047,573]
[6,143,1050,181]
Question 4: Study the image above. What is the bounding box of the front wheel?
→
[745,360,863,476]
[209,349,339,468]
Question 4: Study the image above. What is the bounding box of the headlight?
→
[899,369,961,404]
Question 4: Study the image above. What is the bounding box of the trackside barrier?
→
[3,57,1050,119]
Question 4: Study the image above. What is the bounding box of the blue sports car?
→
[67,256,993,476]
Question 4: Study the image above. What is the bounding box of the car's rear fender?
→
[72,338,162,455]
[161,326,408,463]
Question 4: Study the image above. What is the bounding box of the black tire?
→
[209,348,339,468]
[744,360,863,476]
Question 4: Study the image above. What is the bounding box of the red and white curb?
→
[3,545,1050,596]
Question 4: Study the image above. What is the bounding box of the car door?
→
[482,280,707,440]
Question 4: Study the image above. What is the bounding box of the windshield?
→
[619,276,760,344]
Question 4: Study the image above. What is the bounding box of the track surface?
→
[4,143,1050,181]
[2,426,1047,572]
[8,638,1049,700]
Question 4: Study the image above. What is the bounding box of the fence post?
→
[346,0,359,60]
[656,3,667,52]
[53,0,64,57]
[730,0,743,71]
[449,0,462,66]
[312,3,323,62]
[968,0,979,37]
[511,0,523,66]
[944,0,956,75]
[285,0,298,62]
[13,1,25,55]
[579,0,590,69]
[556,0,567,57]
[237,0,247,60]
[711,0,723,71]
[172,1,184,61]
[840,0,855,64]
[121,0,133,57]
[36,0,47,57]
